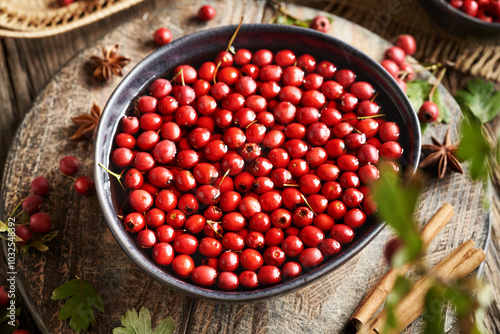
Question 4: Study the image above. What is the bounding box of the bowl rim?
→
[94,23,420,303]
[430,0,500,31]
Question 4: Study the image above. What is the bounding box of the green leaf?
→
[383,275,412,332]
[443,279,492,334]
[457,119,491,181]
[113,307,175,334]
[275,14,309,28]
[152,316,176,334]
[406,80,451,123]
[51,278,104,333]
[455,78,500,124]
[372,168,423,265]
[422,285,445,334]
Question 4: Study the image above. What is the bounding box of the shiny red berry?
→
[153,28,172,46]
[29,212,51,234]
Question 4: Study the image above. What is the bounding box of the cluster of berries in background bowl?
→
[105,37,405,291]
[0,286,31,333]
[447,0,500,23]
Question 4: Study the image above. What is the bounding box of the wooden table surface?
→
[1,0,499,333]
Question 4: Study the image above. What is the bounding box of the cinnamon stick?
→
[350,203,454,329]
[367,240,483,334]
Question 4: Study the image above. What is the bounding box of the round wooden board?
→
[0,1,491,333]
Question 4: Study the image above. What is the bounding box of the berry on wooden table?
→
[154,28,173,46]
[309,16,330,32]
[198,5,216,21]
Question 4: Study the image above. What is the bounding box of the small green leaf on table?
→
[51,277,104,333]
[113,307,175,334]
[406,80,451,124]
[496,136,500,165]
[455,78,500,124]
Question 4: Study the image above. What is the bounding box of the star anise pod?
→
[90,45,130,82]
[419,128,464,179]
[70,103,102,141]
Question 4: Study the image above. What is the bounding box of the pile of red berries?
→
[448,0,500,23]
[109,45,403,290]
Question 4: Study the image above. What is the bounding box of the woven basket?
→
[0,0,145,38]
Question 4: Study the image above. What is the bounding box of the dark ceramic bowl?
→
[424,0,500,36]
[94,24,420,303]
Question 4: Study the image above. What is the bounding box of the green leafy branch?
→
[372,167,423,267]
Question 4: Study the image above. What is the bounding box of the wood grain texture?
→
[0,1,497,333]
